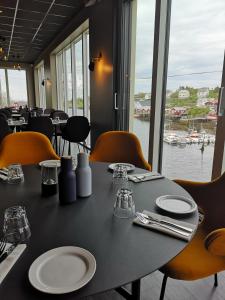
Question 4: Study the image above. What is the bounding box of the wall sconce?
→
[88,52,102,71]
[41,78,52,86]
[13,63,21,71]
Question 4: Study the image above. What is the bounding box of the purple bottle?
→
[58,156,76,204]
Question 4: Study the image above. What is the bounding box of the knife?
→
[137,212,193,233]
[0,244,17,264]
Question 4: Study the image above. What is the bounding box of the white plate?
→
[108,163,135,172]
[155,195,197,214]
[39,160,61,168]
[28,246,96,294]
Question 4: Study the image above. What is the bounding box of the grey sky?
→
[135,0,225,93]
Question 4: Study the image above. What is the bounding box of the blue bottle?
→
[58,156,76,204]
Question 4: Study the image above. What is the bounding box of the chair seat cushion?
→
[160,227,225,280]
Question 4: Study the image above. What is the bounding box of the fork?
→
[135,213,190,237]
[137,212,193,233]
[0,237,6,257]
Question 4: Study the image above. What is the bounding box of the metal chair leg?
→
[160,275,168,300]
[214,273,218,287]
[68,142,71,155]
[62,140,65,156]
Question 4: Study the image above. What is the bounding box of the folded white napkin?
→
[128,172,164,183]
[133,210,196,241]
[0,243,27,284]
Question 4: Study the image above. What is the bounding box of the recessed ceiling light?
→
[0,10,3,14]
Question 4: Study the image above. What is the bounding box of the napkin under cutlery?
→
[128,172,164,183]
[133,210,196,241]
[0,243,27,284]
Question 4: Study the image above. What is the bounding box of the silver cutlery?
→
[137,212,193,233]
[135,213,190,237]
[0,244,17,264]
[0,238,6,256]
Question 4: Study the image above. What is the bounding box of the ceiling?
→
[0,0,85,63]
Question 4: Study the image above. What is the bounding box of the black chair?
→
[0,109,11,118]
[44,108,55,115]
[52,111,69,154]
[50,109,64,119]
[61,116,90,155]
[0,112,8,121]
[0,118,12,144]
[26,116,54,141]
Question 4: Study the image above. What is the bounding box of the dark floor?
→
[87,271,225,300]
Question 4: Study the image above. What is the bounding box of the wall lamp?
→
[88,52,102,71]
[41,78,52,86]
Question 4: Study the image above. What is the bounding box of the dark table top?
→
[0,162,198,300]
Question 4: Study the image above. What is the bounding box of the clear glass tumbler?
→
[41,163,58,196]
[3,206,31,243]
[114,188,135,219]
[112,164,129,190]
[7,164,24,184]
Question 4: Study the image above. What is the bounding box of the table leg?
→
[55,125,58,155]
[131,279,141,300]
[115,279,141,300]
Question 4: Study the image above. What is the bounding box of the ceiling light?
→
[0,11,3,14]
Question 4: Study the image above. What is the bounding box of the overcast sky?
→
[135,0,225,93]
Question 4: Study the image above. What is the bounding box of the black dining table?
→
[0,162,198,300]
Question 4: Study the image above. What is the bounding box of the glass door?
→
[161,0,225,181]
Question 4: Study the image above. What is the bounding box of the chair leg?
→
[68,142,71,155]
[62,140,65,156]
[214,273,218,287]
[159,275,168,300]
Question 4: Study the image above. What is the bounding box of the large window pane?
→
[0,69,8,107]
[130,0,155,158]
[64,47,72,115]
[162,0,225,181]
[7,69,28,106]
[74,39,84,116]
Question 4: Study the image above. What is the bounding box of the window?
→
[55,30,90,119]
[130,0,155,159]
[0,68,28,107]
[35,63,46,109]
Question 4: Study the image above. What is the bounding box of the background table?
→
[0,163,198,300]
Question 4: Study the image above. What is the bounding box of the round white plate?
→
[155,195,197,214]
[39,160,61,168]
[28,246,96,294]
[108,163,135,172]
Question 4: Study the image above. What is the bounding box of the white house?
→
[178,89,190,99]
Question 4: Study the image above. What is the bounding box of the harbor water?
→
[133,118,214,182]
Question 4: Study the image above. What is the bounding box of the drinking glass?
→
[3,206,31,243]
[19,117,25,123]
[7,164,24,184]
[114,188,135,218]
[112,164,129,190]
[55,116,60,122]
[41,162,58,196]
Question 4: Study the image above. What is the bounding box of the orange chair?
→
[0,132,59,168]
[159,173,225,300]
[89,131,151,170]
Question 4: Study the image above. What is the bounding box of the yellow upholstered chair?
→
[159,173,225,300]
[89,131,151,171]
[0,132,59,168]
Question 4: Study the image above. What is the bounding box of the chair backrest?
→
[0,132,59,168]
[0,112,7,121]
[26,116,54,140]
[0,118,11,144]
[89,131,151,171]
[52,111,69,120]
[44,108,55,115]
[62,116,90,143]
[0,108,11,118]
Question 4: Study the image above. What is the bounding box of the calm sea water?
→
[133,118,214,182]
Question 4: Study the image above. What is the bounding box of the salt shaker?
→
[76,153,92,197]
